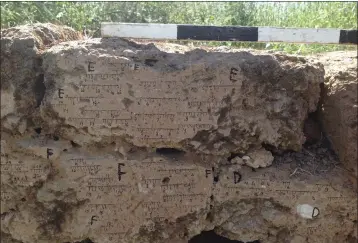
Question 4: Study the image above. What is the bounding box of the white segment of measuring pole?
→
[258,27,341,44]
[101,22,178,39]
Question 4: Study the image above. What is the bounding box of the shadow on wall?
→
[65,239,93,243]
[65,231,261,243]
[189,230,260,243]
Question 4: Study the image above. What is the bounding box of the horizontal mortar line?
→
[328,196,350,199]
[102,118,132,120]
[83,109,127,112]
[71,165,100,167]
[139,138,174,141]
[250,178,271,181]
[275,189,319,193]
[80,84,120,86]
[65,96,102,98]
[136,127,178,130]
[178,123,212,125]
[101,22,357,45]
[176,111,208,113]
[139,97,179,99]
[68,117,96,120]
[0,164,24,166]
[87,185,129,187]
[139,80,179,82]
[242,187,268,190]
[0,170,29,173]
[200,85,242,87]
[88,203,116,205]
[134,113,176,115]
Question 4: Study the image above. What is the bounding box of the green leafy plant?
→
[1,2,356,54]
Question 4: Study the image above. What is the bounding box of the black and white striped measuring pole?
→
[101,23,357,45]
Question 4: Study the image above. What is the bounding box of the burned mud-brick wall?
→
[1,25,357,243]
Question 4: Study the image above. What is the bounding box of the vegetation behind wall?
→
[1,2,357,54]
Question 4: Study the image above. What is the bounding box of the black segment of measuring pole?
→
[177,25,259,42]
[339,29,358,44]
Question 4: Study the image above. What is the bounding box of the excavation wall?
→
[314,52,358,187]
[1,24,357,243]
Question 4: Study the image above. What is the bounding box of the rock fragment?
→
[242,148,274,168]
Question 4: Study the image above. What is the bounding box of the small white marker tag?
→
[297,204,320,219]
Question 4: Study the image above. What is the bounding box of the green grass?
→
[1,2,356,54]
